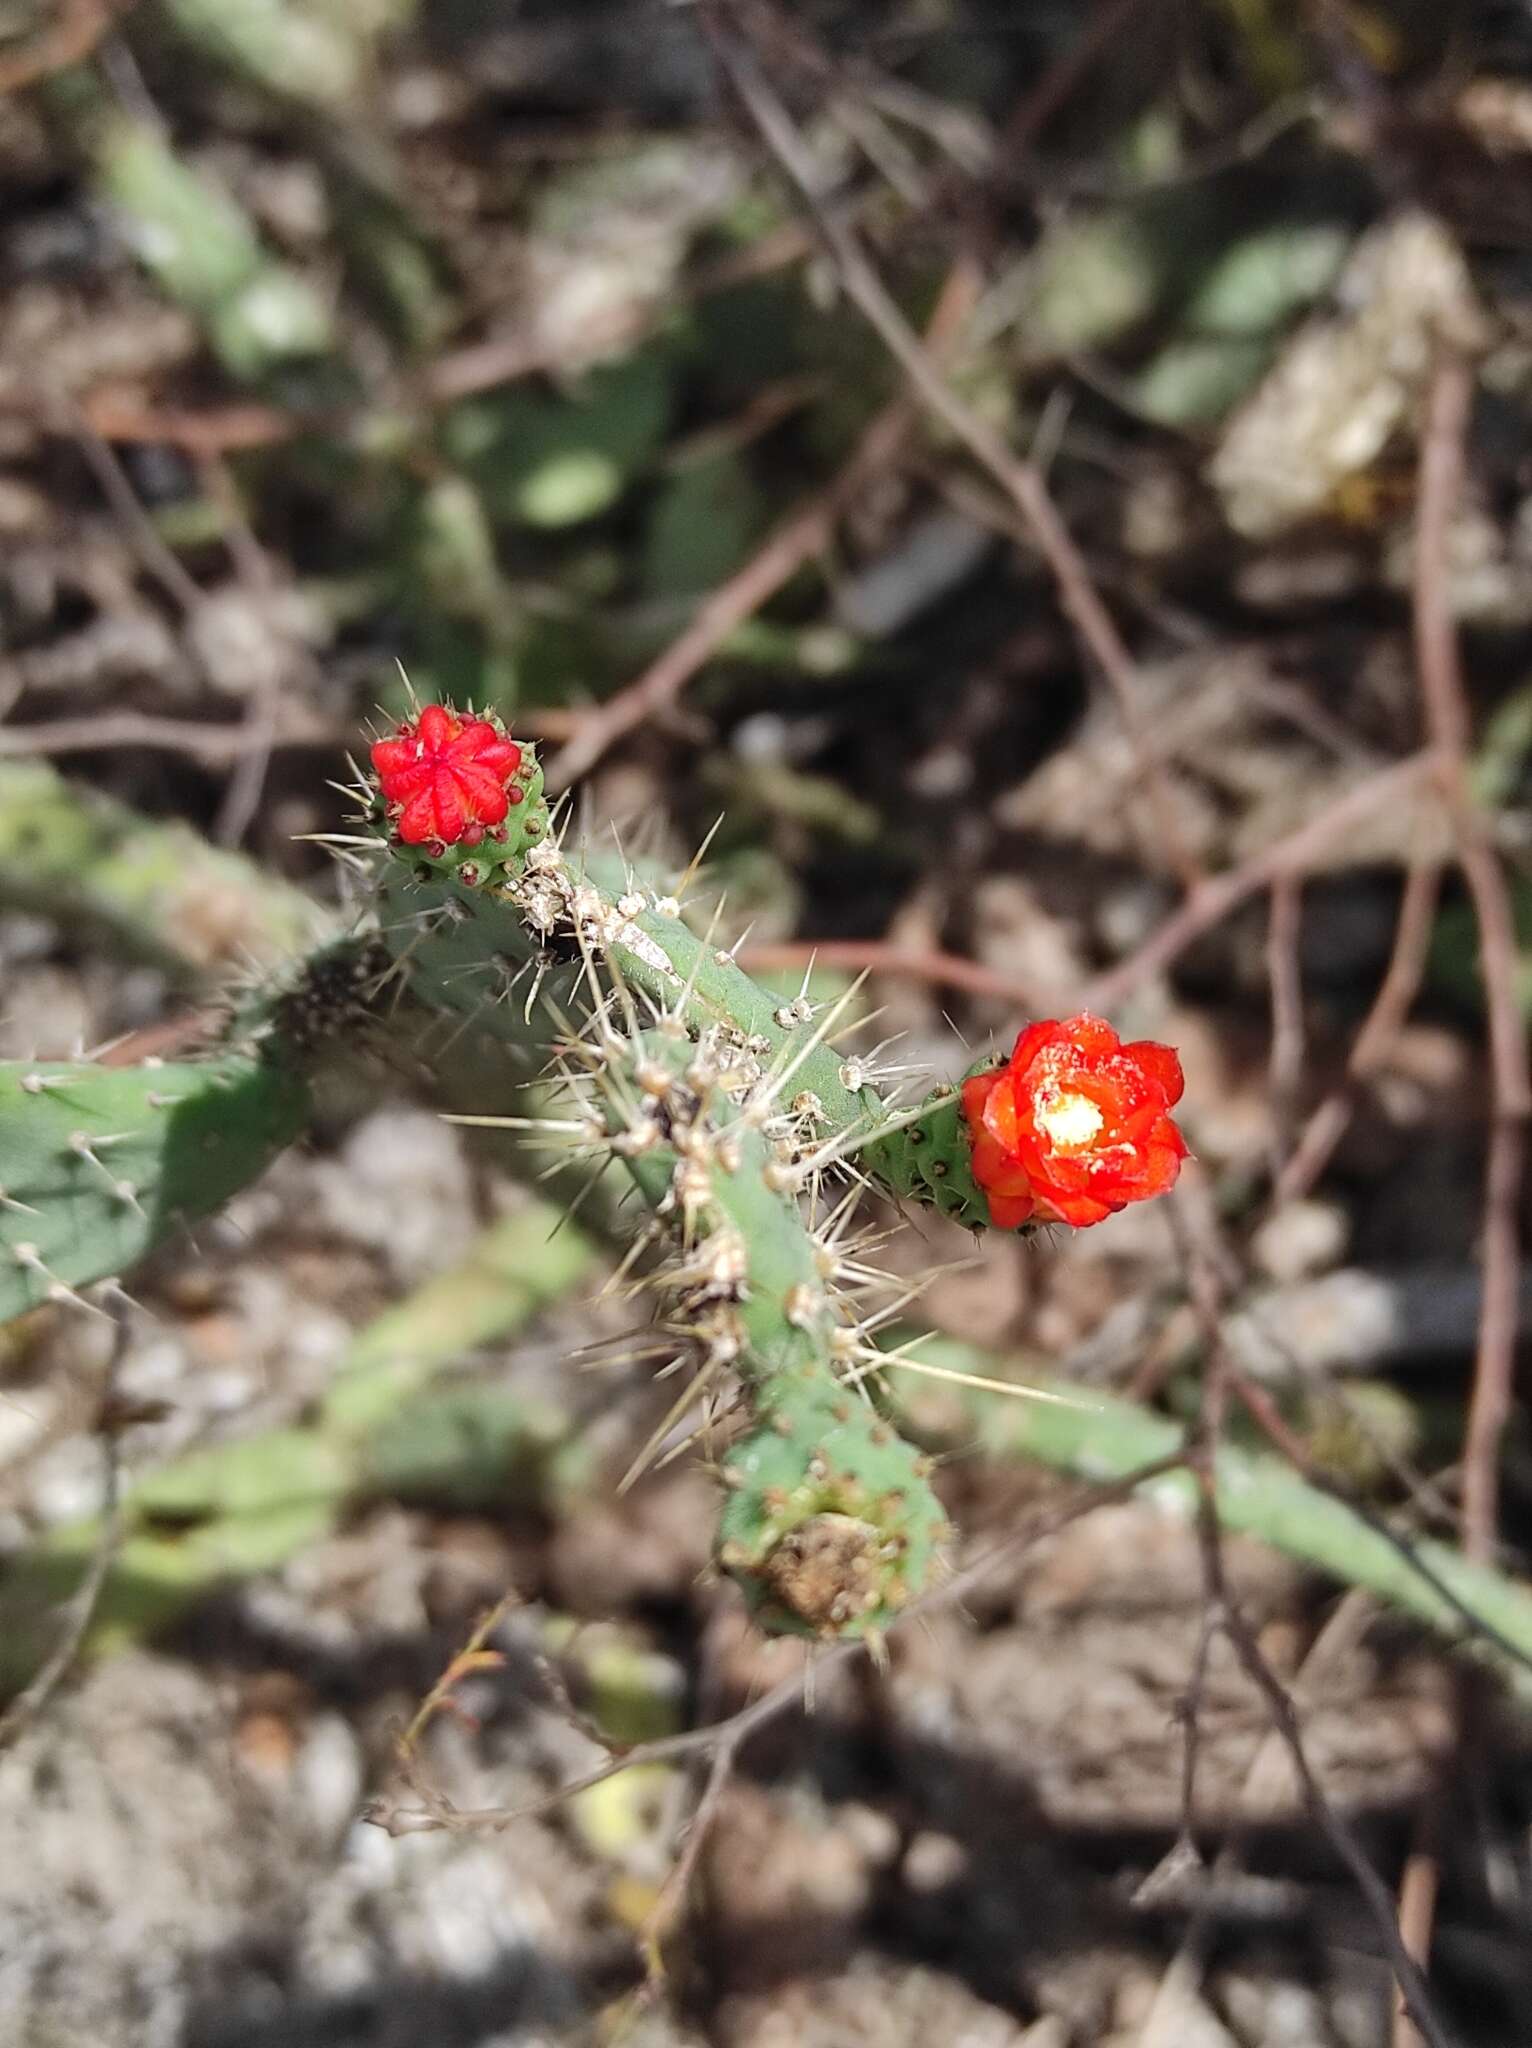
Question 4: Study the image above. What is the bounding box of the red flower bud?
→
[370,704,523,848]
[961,1013,1187,1230]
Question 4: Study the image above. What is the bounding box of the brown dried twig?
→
[0,1312,127,1758]
[1265,872,1307,1176]
[1080,752,1435,1014]
[697,0,1204,890]
[1171,1204,1457,2048]
[1414,351,1531,1565]
[363,1454,1187,1854]
[0,0,132,94]
[1275,855,1445,1205]
[738,936,1047,1009]
[543,253,984,792]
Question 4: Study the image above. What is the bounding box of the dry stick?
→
[198,451,292,848]
[1136,1590,1376,2048]
[0,702,580,764]
[1175,1228,1457,2048]
[0,708,342,764]
[738,936,1047,1009]
[1170,1197,1459,2048]
[68,405,207,618]
[543,254,983,792]
[1081,752,1434,1014]
[1194,1489,1456,2048]
[0,1315,126,1757]
[697,3,1204,892]
[365,1450,1187,1840]
[1265,871,1306,1175]
[69,221,825,454]
[1275,856,1445,1205]
[999,0,1157,150]
[1414,352,1532,1566]
[0,0,132,93]
[1393,1785,1447,2048]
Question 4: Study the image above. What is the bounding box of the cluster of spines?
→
[537,1007,948,1640]
[364,808,1015,1633]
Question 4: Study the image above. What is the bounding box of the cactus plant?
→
[18,711,1532,1683]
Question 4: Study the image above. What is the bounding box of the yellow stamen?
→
[1035,1088,1103,1152]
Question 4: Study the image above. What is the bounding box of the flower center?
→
[1034,1088,1104,1152]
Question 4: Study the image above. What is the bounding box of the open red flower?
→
[370,704,523,848]
[961,1013,1187,1230]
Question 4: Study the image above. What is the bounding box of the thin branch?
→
[1265,873,1306,1176]
[544,253,983,792]
[364,1450,1186,1840]
[0,0,134,93]
[1413,350,1531,1564]
[0,709,341,765]
[1175,1210,1457,2048]
[0,1314,127,1756]
[1196,1493,1456,2048]
[739,936,1047,1009]
[1080,753,1434,1014]
[63,221,826,454]
[698,1,1203,890]
[1276,856,1444,1204]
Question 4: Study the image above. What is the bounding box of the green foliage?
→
[91,113,335,383]
[446,350,676,531]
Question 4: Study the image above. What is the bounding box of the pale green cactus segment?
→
[718,1382,948,1641]
[0,1053,310,1320]
[0,760,326,979]
[377,843,893,1144]
[602,1030,947,1638]
[0,1202,598,1687]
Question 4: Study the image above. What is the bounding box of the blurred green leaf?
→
[641,451,767,597]
[447,348,676,530]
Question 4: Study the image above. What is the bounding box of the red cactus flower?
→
[370,704,523,848]
[961,1013,1187,1230]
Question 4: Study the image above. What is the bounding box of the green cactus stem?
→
[0,1050,311,1322]
[554,1023,947,1639]
[44,64,337,386]
[0,759,328,981]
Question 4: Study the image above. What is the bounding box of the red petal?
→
[397,788,437,844]
[417,704,456,754]
[1008,1019,1069,1075]
[430,770,467,843]
[375,757,434,802]
[981,1072,1024,1155]
[1060,1012,1121,1059]
[971,1130,1035,1200]
[1035,1186,1113,1228]
[371,734,420,780]
[451,762,510,824]
[1124,1040,1184,1106]
[985,1189,1036,1229]
[475,740,522,778]
[457,718,517,761]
